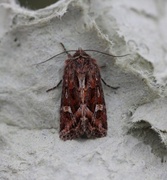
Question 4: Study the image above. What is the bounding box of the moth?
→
[38,43,128,141]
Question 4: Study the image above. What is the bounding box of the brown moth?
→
[60,49,107,140]
[40,43,128,140]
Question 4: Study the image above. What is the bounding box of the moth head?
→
[73,49,90,59]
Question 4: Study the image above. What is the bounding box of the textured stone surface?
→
[0,0,167,179]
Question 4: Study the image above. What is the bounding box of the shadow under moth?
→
[38,43,128,141]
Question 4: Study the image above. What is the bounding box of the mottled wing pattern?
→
[59,52,107,141]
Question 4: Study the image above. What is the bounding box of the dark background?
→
[17,0,59,10]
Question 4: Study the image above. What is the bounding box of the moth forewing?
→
[59,50,107,140]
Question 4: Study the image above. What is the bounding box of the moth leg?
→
[60,43,72,58]
[101,78,119,90]
[46,80,62,92]
[60,43,68,53]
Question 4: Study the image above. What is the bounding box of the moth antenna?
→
[84,50,130,58]
[33,42,75,66]
[33,49,130,66]
[33,51,68,66]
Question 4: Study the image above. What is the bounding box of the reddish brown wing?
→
[59,53,107,140]
[85,59,107,136]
